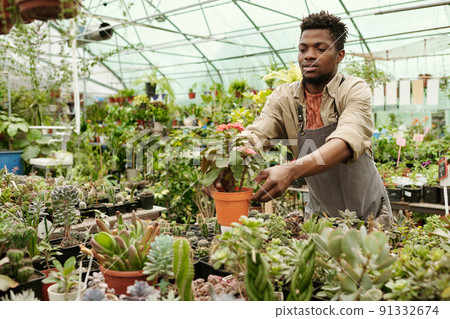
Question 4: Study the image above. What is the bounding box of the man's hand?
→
[201,170,226,197]
[250,165,296,202]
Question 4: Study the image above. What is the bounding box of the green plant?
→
[0,249,34,284]
[173,237,194,301]
[1,289,40,301]
[89,212,160,271]
[285,238,315,301]
[50,185,80,247]
[261,62,302,85]
[423,164,439,187]
[201,122,265,192]
[0,111,29,150]
[313,226,396,301]
[143,235,174,283]
[42,256,80,301]
[343,57,390,91]
[335,209,362,228]
[228,79,249,94]
[188,82,197,93]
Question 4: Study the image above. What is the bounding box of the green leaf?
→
[27,129,42,141]
[93,232,116,253]
[360,288,383,301]
[341,275,357,293]
[12,138,30,149]
[441,286,450,299]
[201,168,221,187]
[328,235,343,258]
[21,145,40,161]
[7,124,18,137]
[373,269,392,286]
[342,229,359,259]
[364,236,380,255]
[215,157,229,168]
[64,256,76,269]
[16,122,28,133]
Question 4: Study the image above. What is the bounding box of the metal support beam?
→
[237,0,301,21]
[145,0,223,84]
[338,0,371,53]
[233,0,287,68]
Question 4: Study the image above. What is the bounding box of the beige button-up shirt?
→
[241,73,374,164]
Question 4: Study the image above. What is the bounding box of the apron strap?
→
[298,76,346,134]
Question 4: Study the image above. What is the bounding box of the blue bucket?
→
[0,150,24,175]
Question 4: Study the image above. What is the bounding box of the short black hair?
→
[300,11,348,51]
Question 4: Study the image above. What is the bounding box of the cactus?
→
[173,237,194,301]
[201,223,209,238]
[51,185,80,245]
[194,247,209,259]
[188,236,199,245]
[90,211,160,271]
[286,238,315,301]
[143,235,174,282]
[197,239,209,248]
[244,251,275,301]
[312,226,396,301]
[185,231,196,238]
[79,201,87,210]
[0,249,34,284]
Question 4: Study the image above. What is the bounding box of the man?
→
[241,11,393,226]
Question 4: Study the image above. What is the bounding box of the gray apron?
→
[297,83,393,227]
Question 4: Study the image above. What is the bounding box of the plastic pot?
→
[386,186,403,202]
[403,185,422,203]
[211,188,253,226]
[140,194,154,210]
[47,282,86,301]
[423,186,441,204]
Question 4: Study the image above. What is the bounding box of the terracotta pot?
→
[99,265,147,296]
[235,91,242,98]
[15,0,79,21]
[211,187,253,226]
[41,268,56,301]
[188,92,196,99]
[0,0,14,35]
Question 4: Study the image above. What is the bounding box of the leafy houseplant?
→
[422,164,441,203]
[228,79,249,98]
[188,82,197,99]
[42,256,86,301]
[201,122,264,226]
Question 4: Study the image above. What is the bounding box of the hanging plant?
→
[15,0,79,21]
[0,0,18,35]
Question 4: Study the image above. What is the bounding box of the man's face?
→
[298,29,344,85]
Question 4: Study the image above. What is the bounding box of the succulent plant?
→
[79,201,87,210]
[1,289,39,301]
[173,237,194,301]
[120,281,160,301]
[89,211,160,271]
[188,236,199,245]
[194,247,210,259]
[313,226,396,301]
[143,235,174,282]
[82,288,107,301]
[285,238,316,301]
[0,249,34,284]
[335,209,362,228]
[185,231,196,237]
[50,185,80,245]
[197,239,209,248]
[115,193,124,203]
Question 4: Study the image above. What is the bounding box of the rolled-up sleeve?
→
[325,80,374,164]
[240,87,287,152]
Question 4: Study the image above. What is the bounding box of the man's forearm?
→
[288,138,352,179]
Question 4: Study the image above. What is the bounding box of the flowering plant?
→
[201,122,265,192]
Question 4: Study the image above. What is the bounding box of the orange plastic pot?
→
[211,188,253,226]
[99,266,147,296]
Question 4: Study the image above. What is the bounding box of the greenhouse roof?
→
[4,0,450,102]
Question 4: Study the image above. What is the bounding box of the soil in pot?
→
[403,185,422,203]
[423,186,441,204]
[49,238,81,265]
[386,186,403,202]
[0,269,45,301]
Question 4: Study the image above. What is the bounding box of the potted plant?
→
[378,163,403,202]
[188,83,197,99]
[15,0,79,21]
[403,164,423,203]
[228,79,249,98]
[42,256,86,301]
[88,212,160,295]
[422,164,441,203]
[200,122,264,227]
[140,189,154,210]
